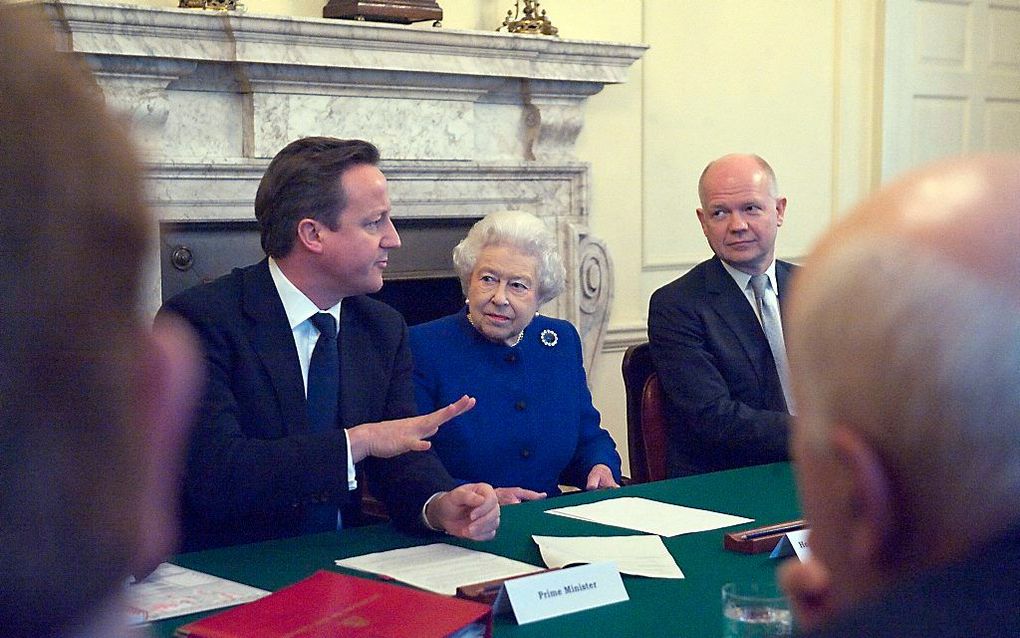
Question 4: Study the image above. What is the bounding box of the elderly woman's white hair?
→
[452,210,566,304]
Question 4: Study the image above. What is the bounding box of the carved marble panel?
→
[46,0,646,371]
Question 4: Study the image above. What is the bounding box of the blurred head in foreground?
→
[0,7,200,637]
[782,154,1020,635]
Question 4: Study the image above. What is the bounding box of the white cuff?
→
[344,429,357,491]
[421,492,447,532]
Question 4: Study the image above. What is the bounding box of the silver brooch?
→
[540,329,558,347]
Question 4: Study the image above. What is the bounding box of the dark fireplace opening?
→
[160,217,477,327]
[369,277,464,326]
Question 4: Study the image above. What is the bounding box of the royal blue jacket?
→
[410,311,621,495]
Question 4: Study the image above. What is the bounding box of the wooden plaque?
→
[323,0,443,24]
[723,519,807,554]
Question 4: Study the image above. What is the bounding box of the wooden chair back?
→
[622,342,669,483]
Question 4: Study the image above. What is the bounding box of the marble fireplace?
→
[46,0,646,371]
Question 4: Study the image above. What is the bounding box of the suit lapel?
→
[242,260,309,434]
[705,257,765,345]
[704,257,773,385]
[775,260,795,338]
[338,298,370,430]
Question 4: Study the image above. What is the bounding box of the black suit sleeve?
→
[648,285,788,474]
[364,320,457,533]
[161,296,352,520]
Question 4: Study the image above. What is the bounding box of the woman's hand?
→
[494,487,547,505]
[585,464,619,490]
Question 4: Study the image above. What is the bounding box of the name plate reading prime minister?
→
[499,562,628,625]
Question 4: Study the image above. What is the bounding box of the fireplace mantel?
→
[46,0,646,371]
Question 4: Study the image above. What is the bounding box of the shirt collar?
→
[720,258,779,294]
[268,257,342,329]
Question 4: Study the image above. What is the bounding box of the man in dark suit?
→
[780,156,1020,637]
[163,138,500,550]
[648,154,795,476]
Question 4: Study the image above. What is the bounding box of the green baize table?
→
[155,462,799,638]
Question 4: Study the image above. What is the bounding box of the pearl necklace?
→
[466,312,524,347]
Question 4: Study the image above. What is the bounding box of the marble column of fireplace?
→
[47,0,646,371]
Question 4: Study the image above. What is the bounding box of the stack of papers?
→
[126,563,268,624]
[533,534,684,579]
[335,544,543,595]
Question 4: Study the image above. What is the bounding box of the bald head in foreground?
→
[780,155,1020,637]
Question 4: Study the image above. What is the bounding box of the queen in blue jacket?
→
[409,211,622,505]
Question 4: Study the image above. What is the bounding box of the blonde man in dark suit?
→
[649,154,795,476]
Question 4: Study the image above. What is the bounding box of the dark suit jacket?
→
[162,259,456,550]
[648,256,796,476]
[800,523,1020,638]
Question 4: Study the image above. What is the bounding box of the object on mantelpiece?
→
[323,0,443,24]
[499,0,558,36]
[179,0,236,10]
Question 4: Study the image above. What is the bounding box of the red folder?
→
[175,570,492,638]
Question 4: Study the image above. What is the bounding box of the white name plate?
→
[770,528,812,561]
[497,562,628,625]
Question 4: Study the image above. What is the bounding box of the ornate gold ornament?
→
[499,0,558,37]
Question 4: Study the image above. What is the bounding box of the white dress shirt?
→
[720,258,783,328]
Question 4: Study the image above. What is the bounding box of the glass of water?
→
[721,581,793,638]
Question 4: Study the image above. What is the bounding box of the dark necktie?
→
[306,312,339,434]
[749,274,795,415]
[304,312,340,533]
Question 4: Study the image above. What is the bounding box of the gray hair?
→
[789,234,1020,543]
[452,211,566,304]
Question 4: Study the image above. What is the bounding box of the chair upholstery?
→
[622,342,669,484]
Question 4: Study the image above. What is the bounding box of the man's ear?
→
[829,425,895,568]
[775,197,787,226]
[295,218,325,254]
[133,315,202,577]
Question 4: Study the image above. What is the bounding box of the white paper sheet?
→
[125,563,269,624]
[545,496,753,536]
[533,534,685,579]
[335,543,543,595]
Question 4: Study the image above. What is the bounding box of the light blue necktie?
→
[750,274,795,415]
